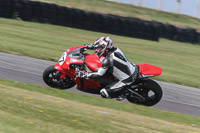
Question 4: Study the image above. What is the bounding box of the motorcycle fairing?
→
[84,53,102,71]
[55,46,101,91]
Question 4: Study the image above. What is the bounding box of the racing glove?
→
[84,44,95,50]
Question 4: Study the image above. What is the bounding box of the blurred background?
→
[109,0,200,18]
[1,0,200,43]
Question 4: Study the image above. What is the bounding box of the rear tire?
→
[43,65,76,89]
[127,79,162,106]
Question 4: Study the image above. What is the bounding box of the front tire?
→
[43,65,76,89]
[127,79,163,106]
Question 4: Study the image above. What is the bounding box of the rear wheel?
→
[127,79,162,106]
[43,65,76,89]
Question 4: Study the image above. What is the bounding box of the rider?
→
[79,37,138,98]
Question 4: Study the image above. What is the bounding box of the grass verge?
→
[0,18,200,88]
[0,78,200,133]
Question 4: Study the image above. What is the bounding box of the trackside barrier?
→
[0,0,200,43]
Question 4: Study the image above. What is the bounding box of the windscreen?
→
[67,48,85,60]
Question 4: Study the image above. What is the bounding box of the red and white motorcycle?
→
[43,45,163,106]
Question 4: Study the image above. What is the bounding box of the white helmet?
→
[94,37,113,57]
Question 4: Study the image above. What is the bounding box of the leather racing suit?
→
[83,44,138,98]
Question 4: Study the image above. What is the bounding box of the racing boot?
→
[100,86,125,99]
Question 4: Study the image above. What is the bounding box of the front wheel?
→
[127,79,163,106]
[43,65,76,89]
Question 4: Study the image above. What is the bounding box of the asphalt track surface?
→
[0,52,200,117]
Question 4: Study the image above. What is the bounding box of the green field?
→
[0,18,200,88]
[34,0,200,29]
[0,78,200,133]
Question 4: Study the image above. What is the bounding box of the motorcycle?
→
[43,45,163,106]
